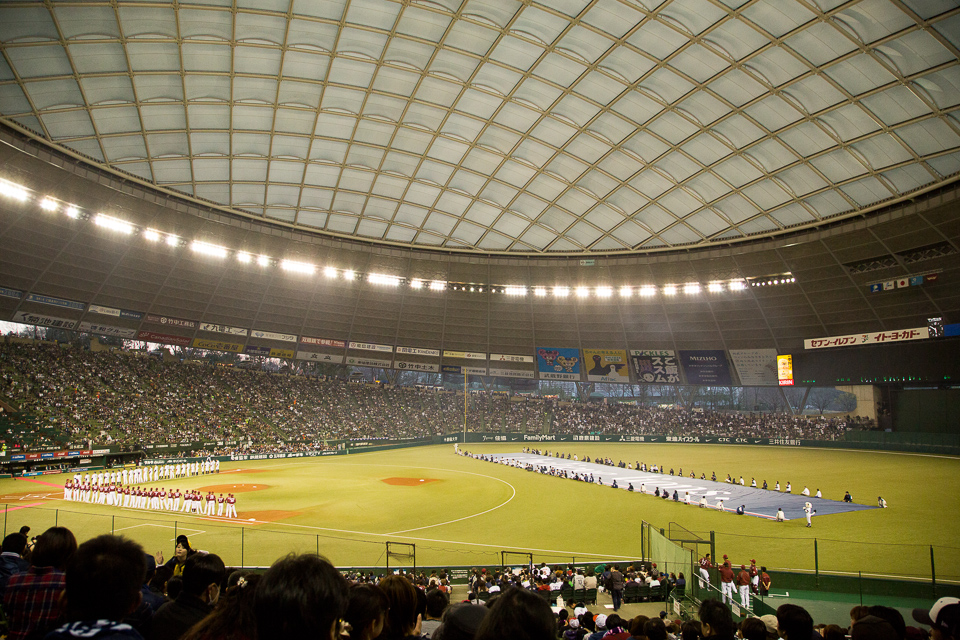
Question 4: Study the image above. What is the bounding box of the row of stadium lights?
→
[2,178,795,296]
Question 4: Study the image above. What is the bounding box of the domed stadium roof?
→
[1,0,959,256]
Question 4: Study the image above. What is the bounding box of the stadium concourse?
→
[472,451,874,520]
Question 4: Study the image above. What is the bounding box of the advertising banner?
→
[300,336,346,348]
[251,329,297,342]
[0,286,22,299]
[443,350,486,360]
[137,331,192,347]
[346,356,392,367]
[269,348,295,359]
[296,351,344,363]
[244,345,271,356]
[583,348,630,383]
[12,311,77,329]
[88,304,120,317]
[145,314,196,329]
[25,293,86,311]
[729,349,778,386]
[630,350,681,384]
[199,322,248,337]
[441,365,487,375]
[777,355,794,386]
[536,347,581,381]
[349,342,393,353]
[394,360,440,372]
[678,350,732,385]
[192,338,243,353]
[396,346,441,357]
[78,322,138,339]
[490,353,534,363]
[803,327,929,349]
[488,368,535,378]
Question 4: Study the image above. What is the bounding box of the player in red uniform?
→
[737,565,751,609]
[719,561,735,605]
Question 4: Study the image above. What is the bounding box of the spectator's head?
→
[681,620,702,640]
[1,533,27,556]
[870,605,906,640]
[475,587,555,640]
[434,603,489,640]
[380,574,420,639]
[851,605,871,627]
[255,554,347,640]
[699,599,735,639]
[181,573,262,640]
[644,617,668,640]
[740,617,768,640]
[822,624,846,640]
[181,552,226,603]
[31,526,77,569]
[64,534,145,622]
[426,587,449,619]
[344,583,389,640]
[852,616,899,640]
[166,575,183,600]
[777,604,814,640]
[913,598,960,640]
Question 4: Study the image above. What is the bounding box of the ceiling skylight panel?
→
[139,104,187,131]
[328,59,377,89]
[659,0,727,36]
[532,52,586,88]
[860,86,932,126]
[745,47,811,88]
[670,45,729,84]
[557,187,597,215]
[686,172,731,202]
[488,100,536,131]
[655,151,702,182]
[577,169,618,198]
[146,132,189,157]
[834,0,913,45]
[326,213,358,233]
[630,168,675,198]
[641,68,694,105]
[875,31,955,78]
[784,22,858,67]
[598,151,642,181]
[560,25,615,65]
[430,49,480,83]
[647,111,699,145]
[810,149,869,183]
[627,20,688,60]
[511,78,560,111]
[530,117,576,147]
[934,13,960,49]
[152,159,192,183]
[133,75,182,102]
[545,153,588,182]
[228,104,271,131]
[895,118,960,156]
[881,165,935,193]
[676,91,730,126]
[769,202,815,226]
[584,0,644,38]
[272,135,311,159]
[744,95,803,131]
[446,21,500,56]
[736,217,777,234]
[851,133,914,169]
[741,0,816,39]
[24,78,85,111]
[776,164,828,196]
[462,147,504,175]
[383,38,433,71]
[801,189,849,217]
[714,193,760,223]
[840,176,892,206]
[0,6,58,42]
[232,158,268,182]
[659,188,702,217]
[744,139,794,173]
[707,69,767,107]
[526,174,567,202]
[478,125,521,154]
[304,163,343,188]
[612,219,651,245]
[818,104,882,142]
[235,12,286,44]
[564,220,604,246]
[512,5,570,44]
[403,181,442,207]
[286,19,338,51]
[714,155,763,187]
[388,127,432,154]
[117,6,177,38]
[684,209,729,236]
[492,211,530,237]
[42,111,96,139]
[81,76,135,105]
[184,75,230,102]
[281,51,329,82]
[100,135,148,162]
[362,94,407,123]
[600,47,656,85]
[565,133,609,164]
[472,64,523,97]
[478,181,518,208]
[659,222,701,245]
[396,6,451,40]
[125,42,180,73]
[574,71,626,107]
[742,179,791,209]
[440,113,484,142]
[192,157,230,181]
[371,65,420,97]
[178,8,232,40]
[0,85,30,115]
[416,77,462,108]
[269,159,307,184]
[913,68,960,110]
[7,44,72,78]
[231,132,270,155]
[182,43,232,72]
[55,5,120,39]
[782,75,846,115]
[426,138,469,165]
[621,131,670,163]
[777,122,835,157]
[704,19,768,61]
[711,114,764,149]
[588,112,635,146]
[610,92,662,126]
[337,27,389,59]
[232,76,278,104]
[345,0,401,29]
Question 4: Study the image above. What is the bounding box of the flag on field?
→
[909,275,924,286]
[882,281,895,290]
[926,273,939,282]
[869,283,882,293]
[897,278,909,288]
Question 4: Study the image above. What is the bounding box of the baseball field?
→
[0,443,956,583]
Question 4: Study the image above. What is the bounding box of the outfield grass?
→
[1,443,957,581]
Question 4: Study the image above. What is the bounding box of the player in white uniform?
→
[225,493,237,518]
[804,502,815,527]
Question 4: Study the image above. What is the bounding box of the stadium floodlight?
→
[596,286,613,298]
[144,229,161,242]
[410,279,423,289]
[429,280,446,291]
[281,259,316,275]
[620,286,632,297]
[0,180,28,201]
[39,197,58,212]
[94,214,135,235]
[504,286,527,296]
[257,254,270,266]
[190,240,228,259]
[729,280,746,291]
[639,286,657,297]
[790,277,796,283]
[65,205,80,218]
[575,287,590,298]
[324,266,338,278]
[165,234,179,247]
[684,283,701,295]
[663,284,677,296]
[707,282,724,293]
[236,251,251,263]
[553,286,570,297]
[534,287,547,297]
[368,273,401,287]
[343,270,356,280]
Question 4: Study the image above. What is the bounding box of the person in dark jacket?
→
[44,534,147,640]
[609,565,625,612]
[0,533,30,597]
[147,553,226,640]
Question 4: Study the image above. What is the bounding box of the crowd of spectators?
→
[0,523,952,640]
[0,341,872,454]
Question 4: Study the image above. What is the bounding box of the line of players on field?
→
[61,458,238,518]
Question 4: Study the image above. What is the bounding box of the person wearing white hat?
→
[913,597,960,640]
[803,502,815,527]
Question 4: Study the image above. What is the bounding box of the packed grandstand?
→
[0,340,873,454]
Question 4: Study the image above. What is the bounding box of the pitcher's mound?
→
[381,477,439,486]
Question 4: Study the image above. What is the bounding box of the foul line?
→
[2,502,46,512]
[16,478,63,488]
